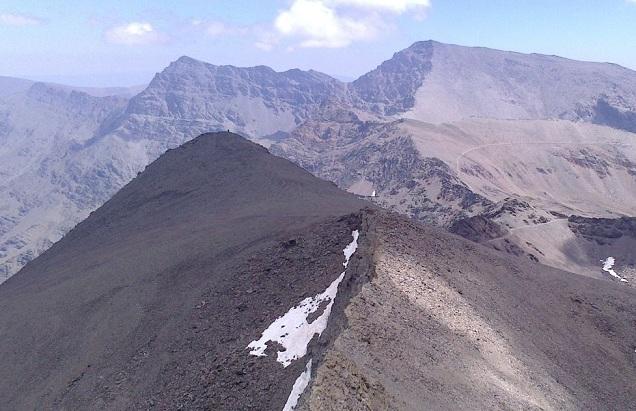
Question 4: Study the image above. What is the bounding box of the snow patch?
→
[282,359,312,411]
[602,257,628,283]
[343,230,359,265]
[247,230,360,367]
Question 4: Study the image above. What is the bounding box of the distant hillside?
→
[352,40,636,131]
[3,41,636,282]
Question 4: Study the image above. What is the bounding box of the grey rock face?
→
[353,41,636,129]
[350,41,434,116]
[0,83,128,281]
[121,56,347,139]
[0,61,347,281]
[592,99,636,133]
[272,110,491,227]
[569,215,636,241]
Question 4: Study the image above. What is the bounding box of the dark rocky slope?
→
[0,132,368,410]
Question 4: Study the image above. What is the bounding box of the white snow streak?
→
[343,230,359,265]
[247,230,360,367]
[602,257,628,283]
[371,190,376,197]
[282,359,312,411]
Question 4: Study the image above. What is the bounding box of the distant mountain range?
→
[1,40,636,283]
[0,75,145,98]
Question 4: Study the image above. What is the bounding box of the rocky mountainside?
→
[3,41,636,283]
[276,41,636,279]
[353,40,636,130]
[0,83,128,280]
[117,56,348,142]
[276,115,636,280]
[0,61,346,282]
[275,117,636,219]
[1,133,634,410]
[272,108,492,227]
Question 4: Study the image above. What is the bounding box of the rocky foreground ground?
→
[1,133,634,410]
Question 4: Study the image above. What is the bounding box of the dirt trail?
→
[454,140,631,192]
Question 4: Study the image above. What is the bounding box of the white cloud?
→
[191,19,249,38]
[0,12,43,27]
[275,0,378,48]
[268,0,431,49]
[105,22,164,46]
[255,31,280,51]
[331,0,431,13]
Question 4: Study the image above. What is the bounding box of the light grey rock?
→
[352,41,636,132]
[0,58,346,281]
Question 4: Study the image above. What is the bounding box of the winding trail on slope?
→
[484,218,566,245]
[454,140,631,193]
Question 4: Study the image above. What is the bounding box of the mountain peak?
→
[177,130,268,158]
[173,55,205,66]
[407,39,438,50]
[71,130,365,236]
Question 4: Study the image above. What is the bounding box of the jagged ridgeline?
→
[0,41,636,279]
[2,41,636,283]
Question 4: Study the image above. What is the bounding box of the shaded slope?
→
[0,132,367,410]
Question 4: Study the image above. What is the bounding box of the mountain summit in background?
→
[2,40,636,283]
[355,40,636,129]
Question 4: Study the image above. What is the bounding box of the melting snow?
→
[602,257,628,283]
[282,359,312,411]
[247,230,360,367]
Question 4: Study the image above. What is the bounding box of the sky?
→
[1,0,636,87]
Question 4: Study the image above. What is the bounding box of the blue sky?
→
[1,0,635,86]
